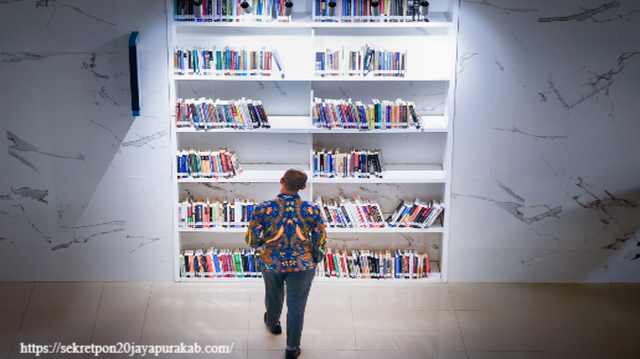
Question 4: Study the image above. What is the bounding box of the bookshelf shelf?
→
[169,0,458,283]
[174,11,452,28]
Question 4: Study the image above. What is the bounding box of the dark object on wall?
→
[129,31,141,117]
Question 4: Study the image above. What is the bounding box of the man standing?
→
[245,169,326,359]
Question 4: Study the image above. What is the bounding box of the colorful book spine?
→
[177,148,243,179]
[312,148,382,178]
[174,46,284,77]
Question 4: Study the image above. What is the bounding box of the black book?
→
[387,200,405,223]
[246,103,261,128]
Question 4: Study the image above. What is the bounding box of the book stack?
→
[315,45,406,77]
[181,248,263,278]
[317,248,430,279]
[313,0,425,22]
[174,47,284,78]
[177,148,243,179]
[312,97,423,130]
[312,148,382,178]
[180,247,430,279]
[176,98,270,130]
[386,198,444,228]
[179,198,254,229]
[174,0,274,22]
[315,196,385,228]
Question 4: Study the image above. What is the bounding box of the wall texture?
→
[449,0,640,281]
[0,0,173,281]
[0,0,638,282]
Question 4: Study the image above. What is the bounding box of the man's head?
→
[281,169,307,193]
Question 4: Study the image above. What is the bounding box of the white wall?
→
[0,0,173,280]
[0,0,638,282]
[449,0,640,282]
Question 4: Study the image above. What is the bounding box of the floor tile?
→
[456,310,535,352]
[467,353,640,359]
[358,350,468,359]
[0,351,7,359]
[353,310,464,352]
[13,310,96,349]
[247,310,286,350]
[8,350,89,359]
[350,282,454,311]
[306,282,352,311]
[530,310,640,352]
[301,310,356,350]
[529,283,640,312]
[0,311,23,351]
[449,283,534,311]
[249,349,357,358]
[141,310,249,349]
[98,282,152,311]
[27,283,103,311]
[0,283,34,310]
[148,282,252,311]
[92,310,146,345]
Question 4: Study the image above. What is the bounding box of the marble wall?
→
[450,0,640,282]
[0,0,638,282]
[0,0,173,281]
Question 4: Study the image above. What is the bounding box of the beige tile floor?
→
[1,281,640,359]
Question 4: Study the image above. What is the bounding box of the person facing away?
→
[245,168,326,359]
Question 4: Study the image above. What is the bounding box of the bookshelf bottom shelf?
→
[177,262,442,283]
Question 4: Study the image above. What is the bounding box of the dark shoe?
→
[285,347,301,359]
[264,312,282,335]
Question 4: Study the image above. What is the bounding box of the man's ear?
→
[301,185,307,191]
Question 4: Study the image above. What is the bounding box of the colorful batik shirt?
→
[245,193,326,273]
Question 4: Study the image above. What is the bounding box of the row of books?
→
[386,198,444,228]
[316,196,385,228]
[181,248,263,278]
[314,0,429,22]
[174,47,284,77]
[177,148,243,179]
[315,196,444,229]
[315,45,407,77]
[317,248,430,278]
[312,97,423,129]
[176,98,271,130]
[179,199,254,229]
[180,247,431,279]
[313,148,382,178]
[173,0,286,22]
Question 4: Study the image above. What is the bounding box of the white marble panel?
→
[124,176,174,281]
[488,124,567,178]
[458,0,539,54]
[455,52,493,111]
[117,115,171,177]
[536,0,623,54]
[451,105,491,178]
[615,2,640,53]
[0,1,39,52]
[448,247,525,282]
[35,0,119,53]
[520,249,614,283]
[114,0,168,53]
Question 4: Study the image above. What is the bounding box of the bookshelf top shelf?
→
[173,12,452,28]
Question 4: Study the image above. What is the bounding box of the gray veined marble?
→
[457,53,478,75]
[121,129,169,148]
[0,187,50,204]
[53,220,126,251]
[36,0,116,26]
[539,0,620,22]
[462,0,538,13]
[492,126,567,140]
[8,131,85,160]
[127,235,168,253]
[543,52,639,112]
[570,177,639,252]
[453,180,562,225]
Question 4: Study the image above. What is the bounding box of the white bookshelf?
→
[168,0,458,282]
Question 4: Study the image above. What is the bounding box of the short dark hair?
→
[282,169,307,192]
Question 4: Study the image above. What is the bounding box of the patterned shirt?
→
[245,193,326,273]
